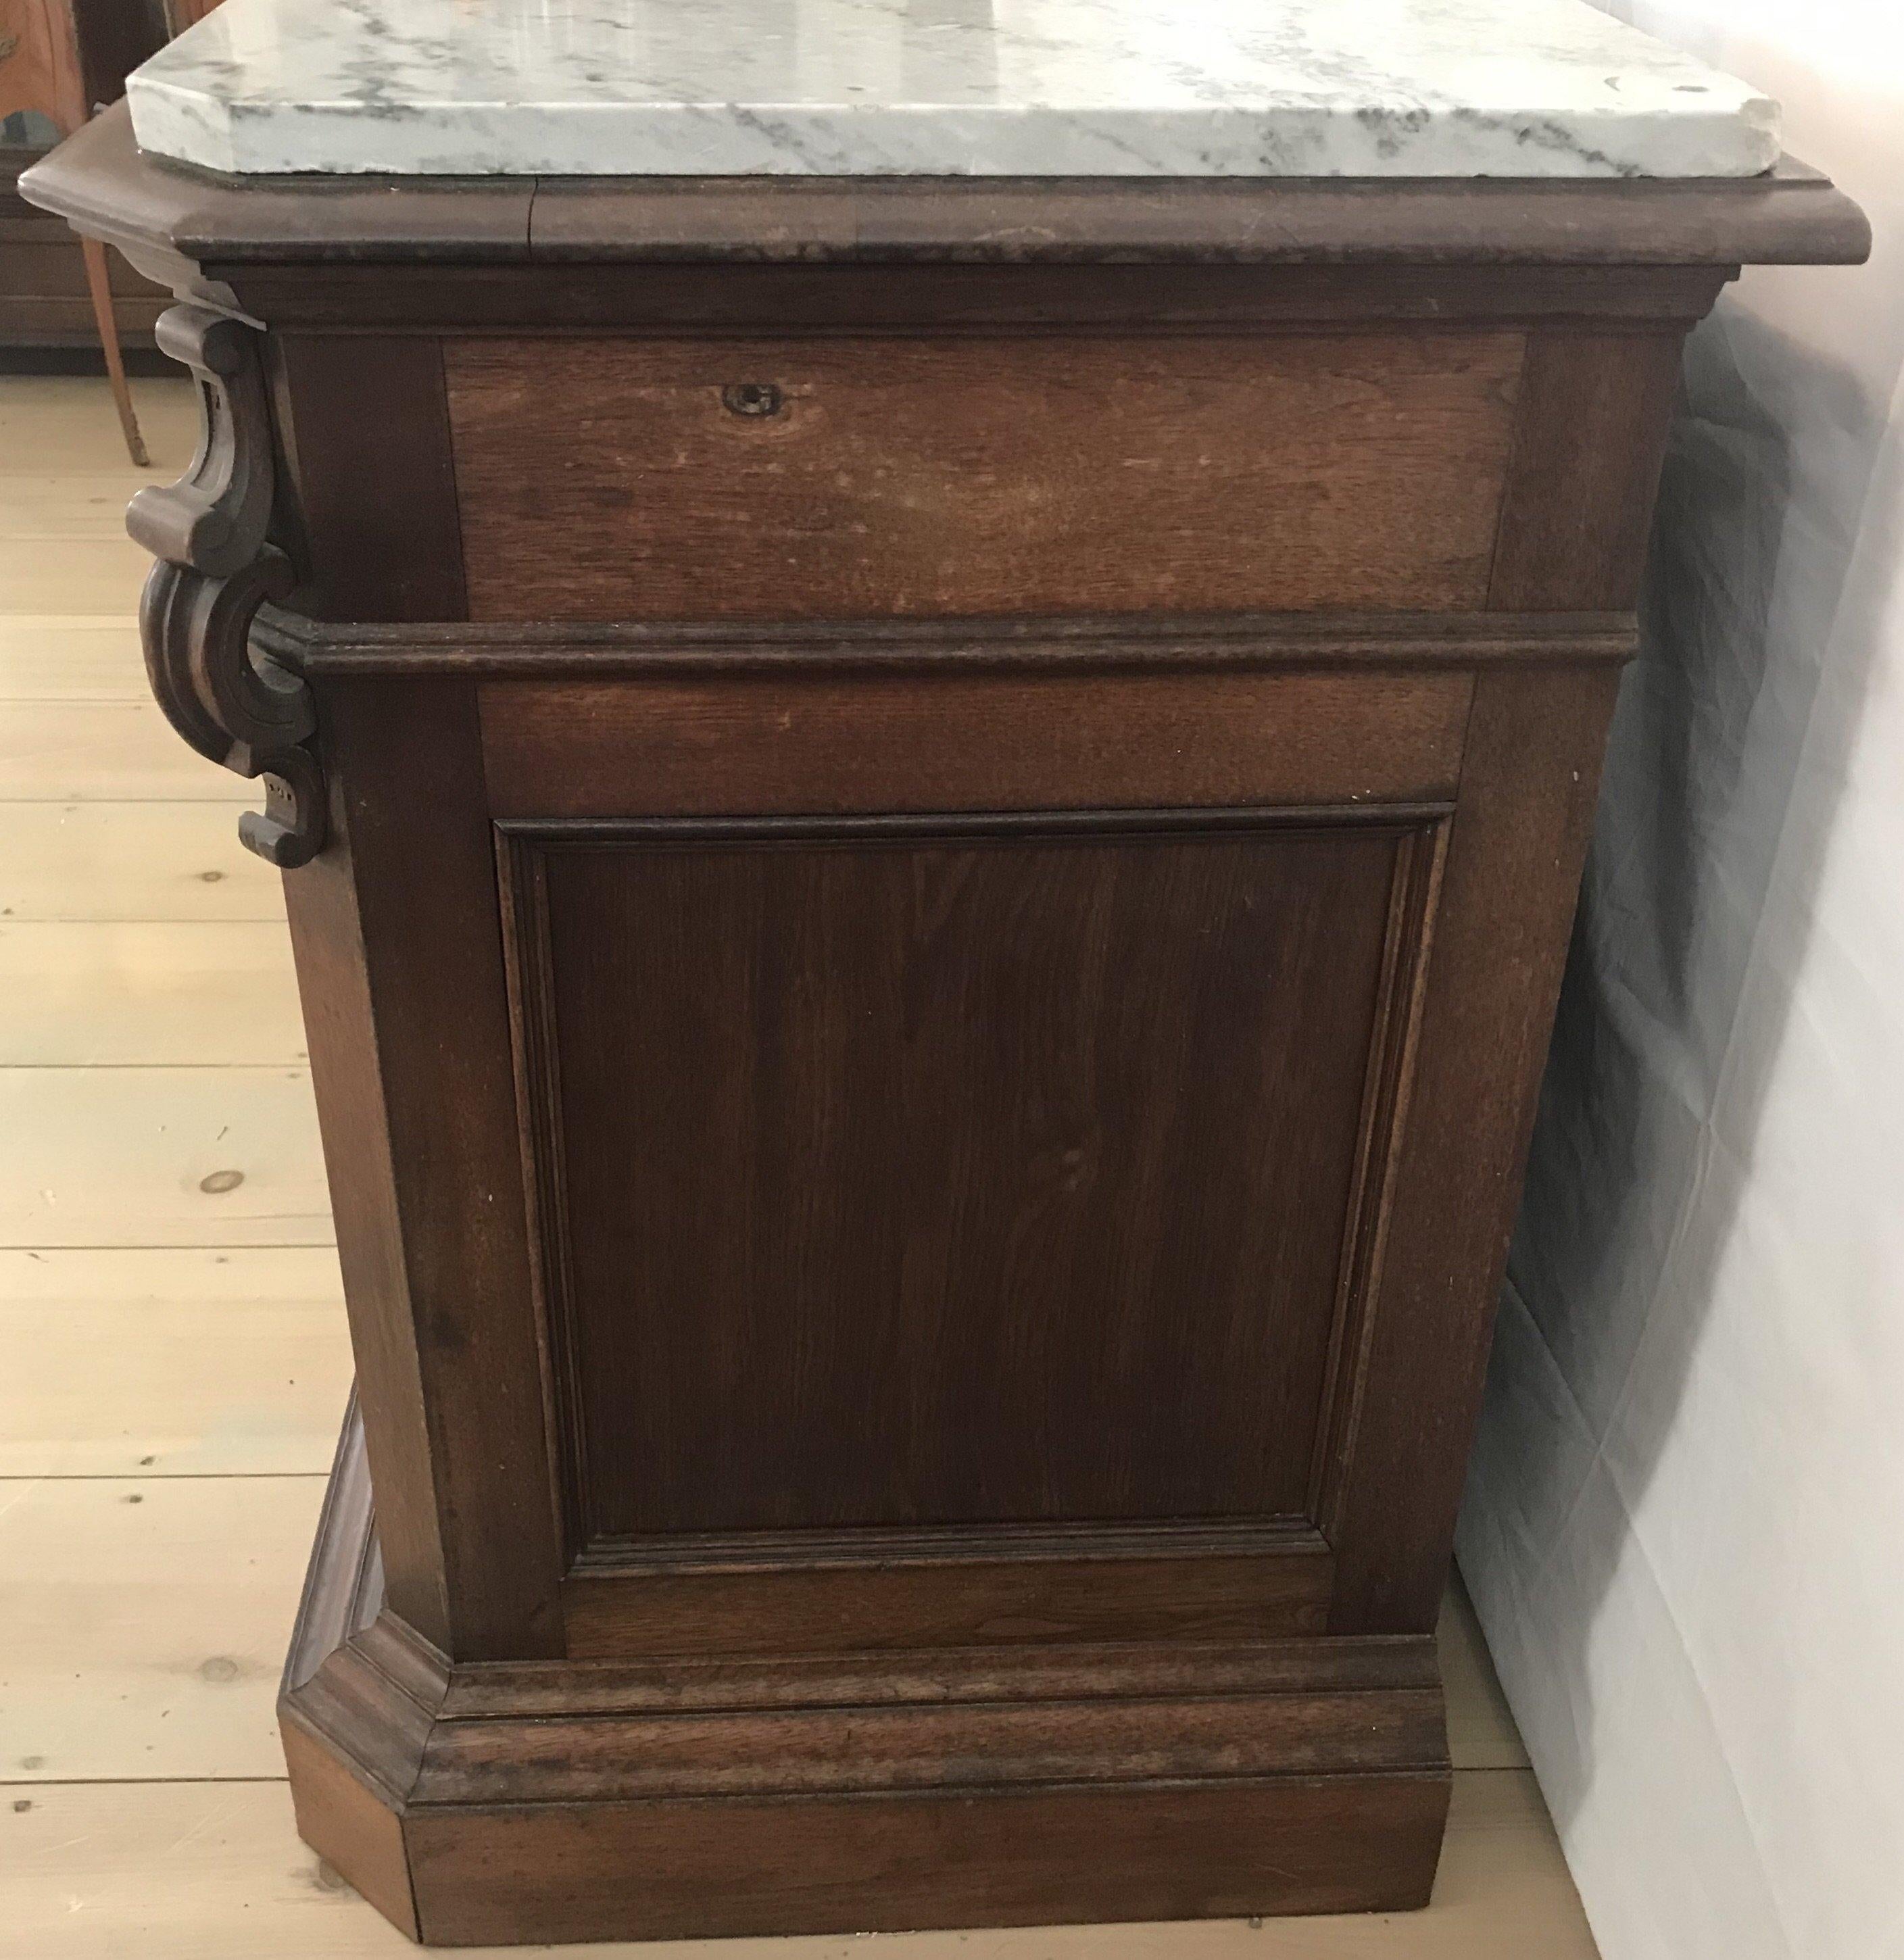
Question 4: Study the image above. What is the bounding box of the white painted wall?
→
[1458,8,1904,1959]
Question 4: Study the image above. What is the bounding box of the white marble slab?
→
[126,0,1779,180]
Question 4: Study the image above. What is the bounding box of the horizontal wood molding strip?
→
[478,670,1473,818]
[209,262,1738,333]
[572,1516,1324,1575]
[410,1688,1448,1805]
[441,1632,1442,1721]
[260,606,1639,677]
[18,108,1872,274]
[525,167,1865,270]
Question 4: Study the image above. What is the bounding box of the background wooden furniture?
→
[1,141,165,351]
[0,0,153,450]
[22,109,1867,1948]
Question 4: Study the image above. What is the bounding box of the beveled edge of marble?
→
[126,87,1784,185]
[122,0,1781,183]
[18,104,1873,278]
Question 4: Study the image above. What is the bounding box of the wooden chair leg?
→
[78,235,149,468]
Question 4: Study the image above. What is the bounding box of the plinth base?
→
[280,1406,1452,1946]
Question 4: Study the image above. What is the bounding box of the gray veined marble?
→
[126,0,1780,180]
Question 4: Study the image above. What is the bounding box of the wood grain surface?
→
[446,333,1523,621]
[516,818,1402,1541]
[479,668,1472,817]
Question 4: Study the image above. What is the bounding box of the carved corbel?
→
[129,305,324,868]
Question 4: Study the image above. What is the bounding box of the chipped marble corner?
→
[128,304,325,871]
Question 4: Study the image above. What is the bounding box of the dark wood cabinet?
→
[22,106,1867,1946]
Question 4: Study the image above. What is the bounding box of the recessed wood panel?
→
[507,814,1417,1548]
[445,333,1523,621]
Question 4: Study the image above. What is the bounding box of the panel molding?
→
[499,803,1450,1611]
[1309,814,1452,1532]
[574,1516,1325,1575]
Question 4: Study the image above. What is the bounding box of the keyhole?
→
[721,382,784,418]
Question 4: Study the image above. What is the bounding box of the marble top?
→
[126,0,1780,181]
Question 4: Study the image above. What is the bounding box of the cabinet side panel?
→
[296,679,564,1659]
[1325,662,1621,1630]
[270,334,468,623]
[1488,329,1686,611]
[285,798,452,1652]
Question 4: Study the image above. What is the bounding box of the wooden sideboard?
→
[24,105,1867,1947]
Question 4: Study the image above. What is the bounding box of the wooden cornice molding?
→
[18,100,1872,280]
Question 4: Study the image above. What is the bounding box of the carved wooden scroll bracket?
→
[129,305,324,868]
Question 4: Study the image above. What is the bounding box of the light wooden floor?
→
[0,373,1598,1960]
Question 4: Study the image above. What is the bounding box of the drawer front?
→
[445,333,1524,622]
